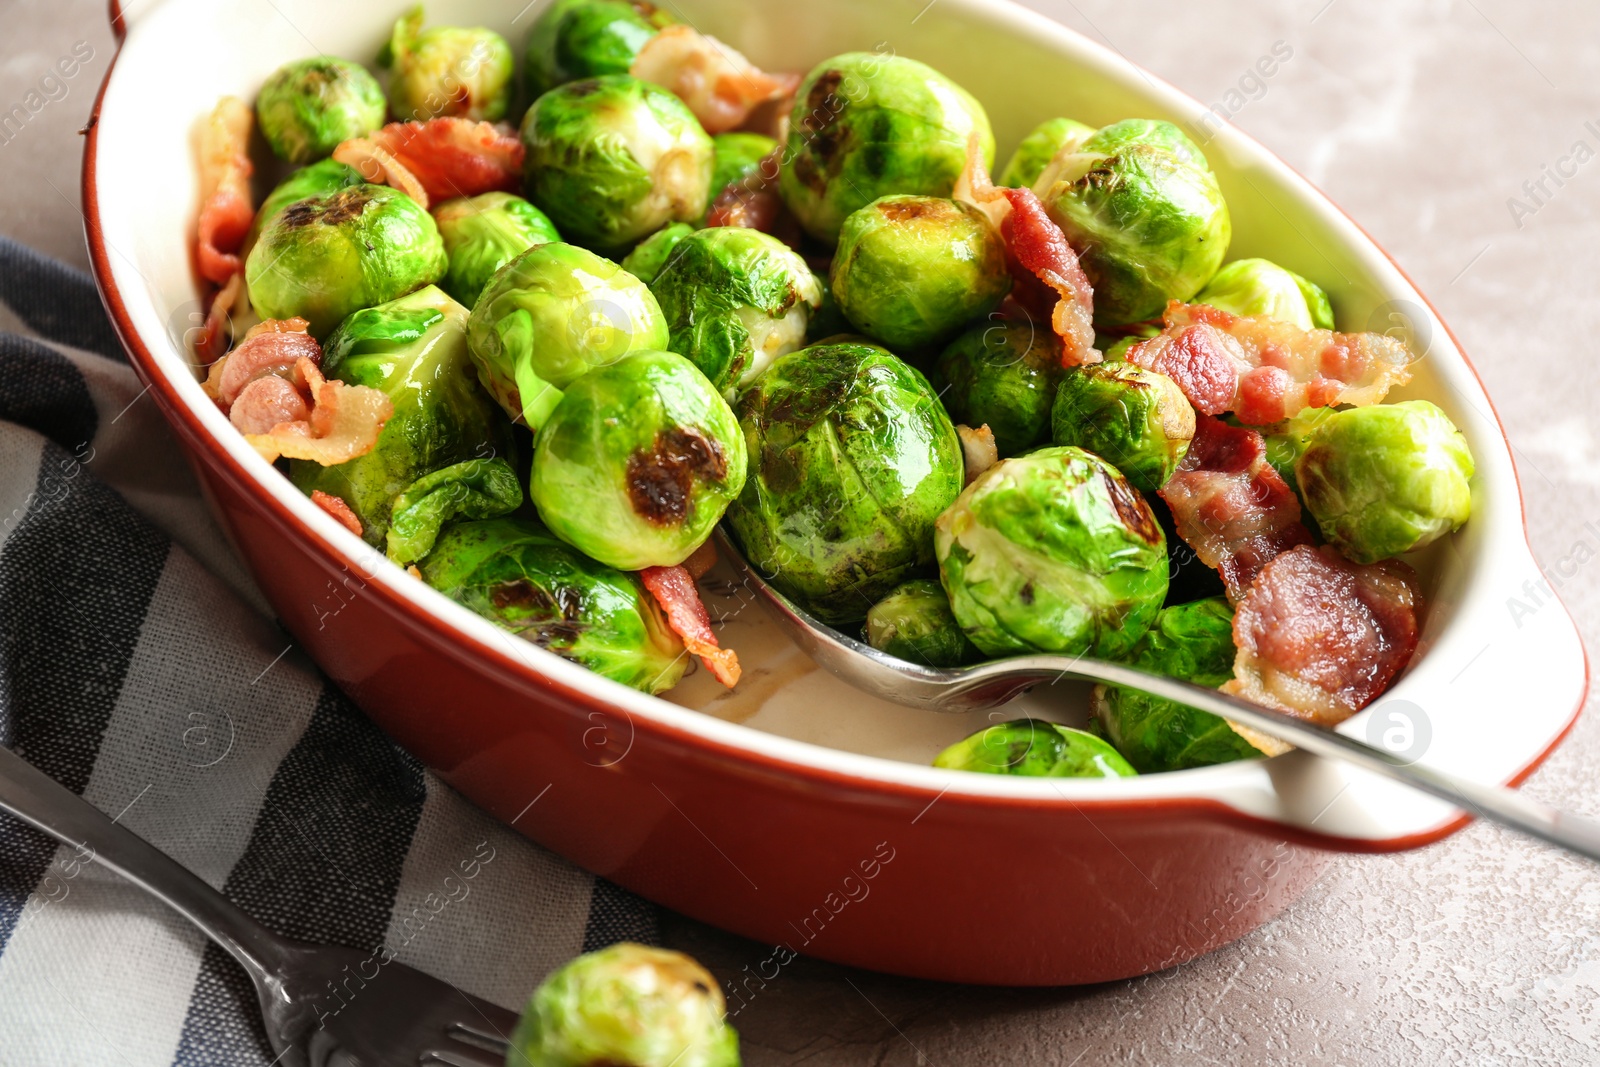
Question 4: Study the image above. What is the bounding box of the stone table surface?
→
[5,0,1600,1063]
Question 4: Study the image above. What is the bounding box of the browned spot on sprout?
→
[282,186,372,228]
[626,427,728,527]
[1103,470,1161,545]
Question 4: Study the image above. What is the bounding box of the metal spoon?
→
[714,529,1600,863]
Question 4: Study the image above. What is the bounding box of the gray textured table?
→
[7,0,1598,1062]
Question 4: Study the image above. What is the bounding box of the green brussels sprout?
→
[705,131,778,210]
[1040,118,1231,326]
[829,195,1010,353]
[421,520,687,694]
[1194,258,1334,331]
[1091,597,1263,773]
[508,942,738,1067]
[620,222,695,284]
[245,159,364,253]
[935,445,1168,659]
[726,341,964,624]
[291,286,514,543]
[433,192,562,308]
[931,320,1061,457]
[466,242,669,431]
[997,116,1094,190]
[385,458,523,565]
[649,227,823,394]
[864,578,982,668]
[531,350,746,570]
[1050,362,1195,493]
[1296,400,1474,564]
[1260,406,1337,497]
[934,718,1136,778]
[521,75,714,252]
[523,0,670,100]
[779,52,995,242]
[377,6,514,123]
[246,184,447,338]
[255,57,386,165]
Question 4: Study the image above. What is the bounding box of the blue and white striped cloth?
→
[0,238,654,1066]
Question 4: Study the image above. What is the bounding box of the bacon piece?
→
[333,138,431,208]
[639,564,741,688]
[311,490,364,537]
[196,97,254,287]
[630,25,799,135]
[1128,302,1413,425]
[196,271,246,366]
[214,317,321,407]
[244,357,394,466]
[230,375,311,433]
[1225,545,1421,725]
[1160,416,1313,602]
[338,119,523,204]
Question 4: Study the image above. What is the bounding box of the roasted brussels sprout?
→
[466,242,669,431]
[255,57,386,165]
[385,458,522,566]
[508,942,739,1067]
[246,184,447,337]
[705,131,778,210]
[520,74,714,252]
[531,350,746,570]
[433,192,561,308]
[1194,258,1333,330]
[932,320,1061,457]
[1296,400,1474,563]
[290,286,514,546]
[523,0,670,100]
[726,341,963,624]
[1260,405,1337,497]
[421,520,687,693]
[1091,597,1264,773]
[779,52,995,242]
[649,227,823,394]
[935,718,1136,778]
[864,579,982,668]
[997,116,1094,190]
[620,222,694,284]
[1050,362,1195,493]
[246,159,364,251]
[935,445,1168,659]
[1039,118,1231,326]
[378,6,514,123]
[830,195,1010,352]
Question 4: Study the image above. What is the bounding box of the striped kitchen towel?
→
[0,237,656,1066]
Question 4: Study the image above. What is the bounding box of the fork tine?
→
[419,1044,506,1067]
[446,1021,511,1053]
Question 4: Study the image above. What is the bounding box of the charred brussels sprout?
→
[1296,400,1474,563]
[935,445,1168,659]
[997,116,1094,190]
[466,242,669,431]
[779,53,994,242]
[246,184,447,337]
[508,942,739,1067]
[935,719,1136,778]
[726,342,964,624]
[830,195,1009,352]
[255,57,385,165]
[433,192,561,307]
[621,222,694,284]
[531,350,746,570]
[1039,118,1231,326]
[1195,258,1334,330]
[649,227,823,394]
[523,0,670,99]
[520,75,714,252]
[421,520,687,694]
[1091,597,1263,773]
[932,320,1061,457]
[290,286,514,548]
[246,159,364,252]
[864,579,981,668]
[1050,362,1195,493]
[378,6,514,122]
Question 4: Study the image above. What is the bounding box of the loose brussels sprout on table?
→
[378,6,514,122]
[864,578,982,668]
[523,0,671,99]
[726,341,964,625]
[520,74,714,252]
[779,52,995,242]
[531,350,746,570]
[997,116,1095,190]
[830,195,1010,353]
[1194,257,1334,330]
[935,446,1168,659]
[932,320,1062,457]
[649,227,823,395]
[466,241,669,431]
[433,191,561,308]
[935,718,1136,778]
[255,57,386,165]
[1050,361,1195,493]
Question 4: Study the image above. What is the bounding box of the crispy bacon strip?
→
[1127,302,1413,425]
[211,317,321,407]
[196,97,254,287]
[337,119,523,204]
[1160,416,1313,603]
[630,25,799,135]
[245,357,394,465]
[639,564,741,688]
[311,490,364,537]
[196,271,246,366]
[1225,545,1421,725]
[333,138,431,208]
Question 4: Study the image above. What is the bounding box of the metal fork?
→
[0,744,518,1066]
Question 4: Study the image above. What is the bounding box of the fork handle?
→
[0,744,288,981]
